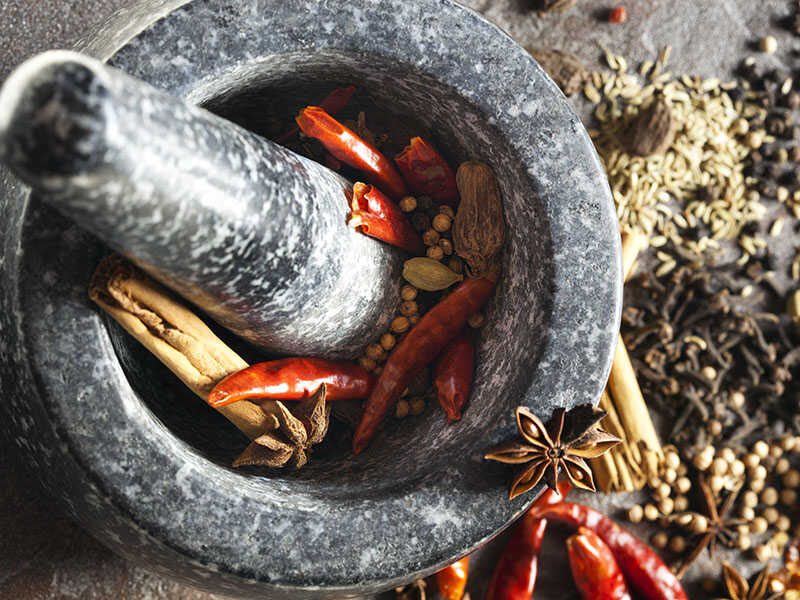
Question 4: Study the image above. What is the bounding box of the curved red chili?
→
[530,502,688,600]
[394,136,459,205]
[296,106,409,200]
[484,481,571,600]
[567,527,632,600]
[349,182,424,254]
[436,556,470,600]
[352,276,497,454]
[208,358,375,407]
[275,85,356,144]
[434,328,474,422]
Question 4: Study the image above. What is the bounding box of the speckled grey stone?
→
[0,51,403,359]
[0,0,620,598]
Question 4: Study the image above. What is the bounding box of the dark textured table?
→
[1,0,795,598]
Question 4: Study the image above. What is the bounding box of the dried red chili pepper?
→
[295,106,409,200]
[275,85,356,144]
[208,358,374,407]
[436,556,470,600]
[349,182,424,254]
[433,328,474,422]
[609,6,627,23]
[530,502,688,600]
[394,137,459,205]
[567,527,632,600]
[352,275,498,453]
[484,481,570,600]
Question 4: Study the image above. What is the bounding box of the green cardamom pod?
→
[402,257,463,291]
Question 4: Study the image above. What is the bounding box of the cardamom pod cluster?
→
[402,257,462,291]
[452,161,505,278]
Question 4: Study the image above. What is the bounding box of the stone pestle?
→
[0,51,405,359]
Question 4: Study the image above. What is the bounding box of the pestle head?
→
[0,51,115,190]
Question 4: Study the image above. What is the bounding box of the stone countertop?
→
[0,0,796,598]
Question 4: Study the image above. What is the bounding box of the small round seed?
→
[783,469,800,488]
[730,391,746,408]
[730,460,745,478]
[750,478,766,493]
[401,285,418,301]
[781,489,797,505]
[743,490,759,508]
[733,118,750,135]
[769,445,783,459]
[744,453,761,470]
[708,420,723,437]
[422,229,440,246]
[359,356,377,370]
[366,344,385,361]
[760,35,778,54]
[719,448,736,464]
[762,487,779,506]
[676,463,688,477]
[652,532,668,549]
[380,333,397,351]
[753,440,770,459]
[409,397,426,416]
[691,515,709,534]
[746,130,765,149]
[711,457,728,476]
[468,312,484,328]
[439,238,454,255]
[438,205,455,218]
[752,464,768,481]
[709,475,725,493]
[665,451,681,471]
[399,196,417,212]
[655,482,671,499]
[776,458,791,475]
[781,437,797,452]
[628,505,644,523]
[701,366,717,380]
[778,186,790,202]
[763,507,779,524]
[738,534,752,551]
[408,314,420,325]
[400,301,419,317]
[658,498,674,516]
[676,477,691,494]
[751,517,769,534]
[674,495,689,512]
[740,506,755,521]
[755,544,772,563]
[669,536,687,553]
[777,515,792,532]
[391,316,410,333]
[426,245,445,260]
[663,468,677,484]
[395,399,410,419]
[644,504,660,521]
[432,214,452,232]
[648,477,661,489]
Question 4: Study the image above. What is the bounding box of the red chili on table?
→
[394,136,459,205]
[433,328,474,422]
[275,85,357,144]
[484,481,571,600]
[567,527,632,600]
[530,502,688,600]
[349,182,424,254]
[207,358,375,407]
[352,275,498,454]
[436,556,470,600]
[609,6,627,23]
[295,106,409,200]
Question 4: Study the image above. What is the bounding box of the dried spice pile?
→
[584,46,770,258]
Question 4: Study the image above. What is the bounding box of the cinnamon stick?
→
[88,255,272,440]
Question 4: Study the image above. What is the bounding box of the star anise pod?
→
[712,562,775,600]
[233,384,331,469]
[674,477,745,578]
[485,404,620,499]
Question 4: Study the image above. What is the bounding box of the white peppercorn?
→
[628,505,644,523]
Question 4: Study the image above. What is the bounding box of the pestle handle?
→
[0,51,404,359]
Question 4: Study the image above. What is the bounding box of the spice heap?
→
[584,45,770,255]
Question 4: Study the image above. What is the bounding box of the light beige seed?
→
[659,498,674,515]
[740,506,756,521]
[644,504,660,521]
[669,536,686,553]
[691,514,708,533]
[676,477,691,494]
[764,507,779,524]
[777,458,792,475]
[752,464,768,481]
[584,82,602,103]
[743,490,759,508]
[781,489,797,506]
[750,478,766,493]
[628,505,644,523]
[760,35,778,54]
[709,475,725,493]
[783,469,800,488]
[730,460,745,478]
[751,517,769,534]
[743,453,760,469]
[753,440,770,459]
[651,531,668,549]
[738,534,752,551]
[755,544,772,563]
[777,515,792,532]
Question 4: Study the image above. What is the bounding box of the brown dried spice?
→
[453,162,505,278]
[528,49,588,96]
[628,96,676,157]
